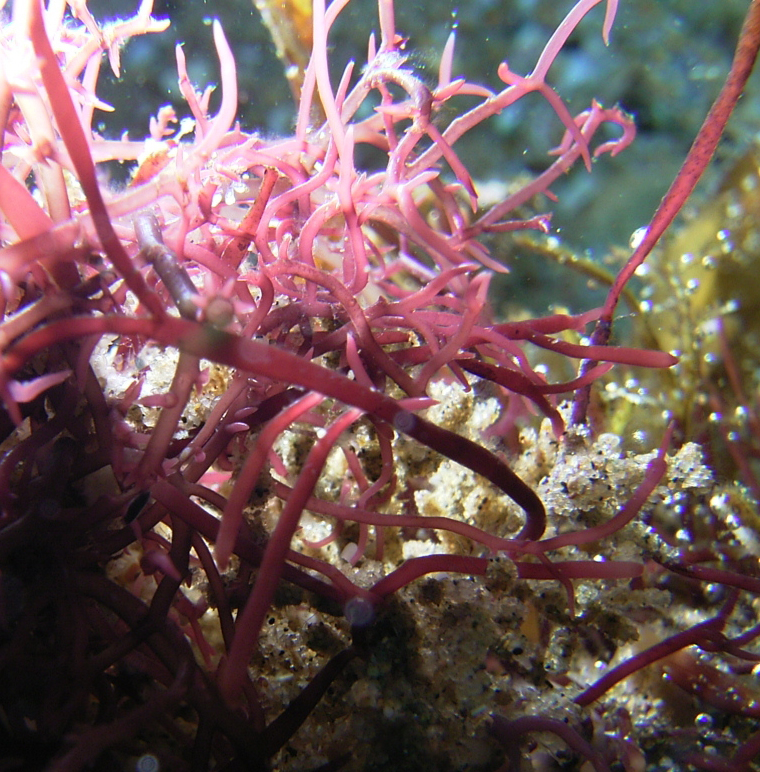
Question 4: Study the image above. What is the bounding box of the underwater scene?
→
[1,1,760,770]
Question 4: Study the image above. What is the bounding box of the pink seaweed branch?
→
[3,0,739,768]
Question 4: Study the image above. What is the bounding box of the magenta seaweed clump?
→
[3,0,760,770]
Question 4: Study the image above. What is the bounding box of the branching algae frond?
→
[1,1,760,770]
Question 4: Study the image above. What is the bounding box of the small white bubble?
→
[632,430,648,445]
[344,596,375,627]
[630,226,648,250]
[634,262,650,277]
[724,299,740,313]
[393,410,416,433]
[726,202,742,219]
[136,755,160,772]
[704,583,723,603]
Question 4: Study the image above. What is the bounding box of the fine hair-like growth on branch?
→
[1,0,759,769]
